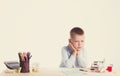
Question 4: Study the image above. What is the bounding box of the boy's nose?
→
[78,42,81,46]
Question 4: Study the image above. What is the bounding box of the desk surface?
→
[1,68,120,76]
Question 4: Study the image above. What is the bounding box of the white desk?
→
[0,68,120,76]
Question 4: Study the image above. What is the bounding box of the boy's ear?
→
[68,39,71,43]
[68,39,72,43]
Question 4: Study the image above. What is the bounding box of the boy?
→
[60,27,87,68]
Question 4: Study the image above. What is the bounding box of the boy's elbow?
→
[64,64,73,68]
[81,62,87,68]
[60,62,73,68]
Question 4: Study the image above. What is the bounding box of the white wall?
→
[0,0,120,72]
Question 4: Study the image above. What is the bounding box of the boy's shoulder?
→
[61,46,72,53]
[62,46,68,50]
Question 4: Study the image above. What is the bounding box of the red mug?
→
[106,66,112,72]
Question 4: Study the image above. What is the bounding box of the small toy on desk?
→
[90,59,105,73]
[106,64,113,72]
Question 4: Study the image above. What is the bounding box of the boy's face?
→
[70,34,85,51]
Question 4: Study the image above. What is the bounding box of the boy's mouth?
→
[77,47,81,49]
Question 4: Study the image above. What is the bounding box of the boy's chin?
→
[77,48,81,51]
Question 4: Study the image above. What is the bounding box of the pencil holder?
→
[20,60,29,73]
[18,52,32,73]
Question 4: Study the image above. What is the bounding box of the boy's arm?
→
[76,50,87,68]
[60,47,76,68]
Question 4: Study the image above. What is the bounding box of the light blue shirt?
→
[60,46,87,68]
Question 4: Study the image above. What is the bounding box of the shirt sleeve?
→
[60,47,76,68]
[76,49,87,68]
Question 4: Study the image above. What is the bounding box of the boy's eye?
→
[75,41,79,42]
[81,40,84,42]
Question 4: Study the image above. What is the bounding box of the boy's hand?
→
[69,39,77,56]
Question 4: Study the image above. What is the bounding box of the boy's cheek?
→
[73,44,79,49]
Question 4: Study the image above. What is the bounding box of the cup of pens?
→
[18,52,32,73]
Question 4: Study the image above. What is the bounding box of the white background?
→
[0,0,120,72]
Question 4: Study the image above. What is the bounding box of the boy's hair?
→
[70,27,84,37]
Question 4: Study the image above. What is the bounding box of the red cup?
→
[106,66,112,72]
